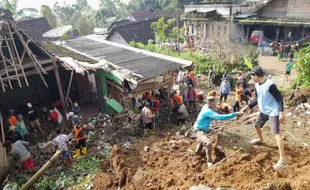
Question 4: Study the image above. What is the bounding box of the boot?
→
[81,147,87,155]
[73,149,80,158]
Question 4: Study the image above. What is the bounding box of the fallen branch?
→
[197,150,240,177]
[20,150,61,190]
[285,130,309,148]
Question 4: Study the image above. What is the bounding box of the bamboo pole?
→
[53,58,68,126]
[66,70,74,102]
[19,150,61,190]
[4,35,22,87]
[7,23,29,86]
[0,113,7,167]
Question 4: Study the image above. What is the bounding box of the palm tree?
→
[1,0,39,20]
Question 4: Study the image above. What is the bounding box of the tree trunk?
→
[20,150,61,190]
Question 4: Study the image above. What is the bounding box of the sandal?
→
[249,139,264,145]
[273,160,288,170]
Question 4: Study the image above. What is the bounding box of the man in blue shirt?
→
[194,96,243,167]
[241,66,286,170]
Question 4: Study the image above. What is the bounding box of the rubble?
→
[39,141,55,153]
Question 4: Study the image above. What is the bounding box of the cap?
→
[27,103,32,108]
[206,96,218,104]
[250,66,264,77]
[72,115,80,122]
[74,103,78,107]
[18,114,23,119]
[9,126,15,131]
[8,109,14,114]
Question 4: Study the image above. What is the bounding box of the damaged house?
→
[54,34,192,113]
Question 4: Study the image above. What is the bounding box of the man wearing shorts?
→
[53,128,73,166]
[241,66,286,170]
[3,140,34,172]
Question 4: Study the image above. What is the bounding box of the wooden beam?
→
[4,35,22,87]
[65,70,74,102]
[19,39,30,64]
[0,38,12,89]
[53,58,67,127]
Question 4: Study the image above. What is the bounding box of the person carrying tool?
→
[241,66,286,170]
[72,115,87,158]
[194,96,243,167]
[53,128,73,166]
[3,140,34,172]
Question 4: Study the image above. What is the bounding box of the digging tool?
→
[197,149,240,177]
[167,107,172,121]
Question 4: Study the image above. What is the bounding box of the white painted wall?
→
[185,4,251,18]
[108,31,129,46]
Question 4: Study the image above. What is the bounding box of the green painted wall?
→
[95,70,122,114]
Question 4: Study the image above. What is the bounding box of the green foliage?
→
[151,17,168,44]
[40,5,57,28]
[1,0,39,20]
[293,44,310,87]
[246,45,260,67]
[34,156,101,189]
[77,14,96,35]
[60,34,69,41]
[243,56,253,70]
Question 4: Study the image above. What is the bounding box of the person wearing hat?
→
[72,102,81,117]
[194,96,243,167]
[241,66,286,170]
[16,114,29,141]
[26,103,43,133]
[143,102,154,131]
[219,77,231,104]
[8,109,17,127]
[3,140,34,172]
[72,115,88,158]
[6,125,22,143]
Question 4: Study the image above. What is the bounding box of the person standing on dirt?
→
[3,140,34,172]
[143,102,154,131]
[177,67,184,85]
[194,96,243,167]
[186,84,198,112]
[26,103,43,133]
[219,77,231,104]
[16,114,29,141]
[153,94,160,120]
[53,128,73,166]
[8,109,17,127]
[171,91,183,113]
[188,68,195,85]
[180,82,187,106]
[241,66,286,170]
[222,70,230,83]
[208,66,215,88]
[72,115,88,158]
[233,83,243,112]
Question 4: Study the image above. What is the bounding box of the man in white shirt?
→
[177,67,184,85]
[53,128,73,166]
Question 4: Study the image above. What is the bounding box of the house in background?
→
[237,0,310,42]
[127,10,153,22]
[106,18,158,45]
[58,34,192,113]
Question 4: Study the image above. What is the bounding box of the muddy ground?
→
[90,85,310,190]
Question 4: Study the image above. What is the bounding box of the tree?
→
[1,0,39,20]
[53,2,81,27]
[77,14,96,35]
[40,5,57,28]
[151,17,168,44]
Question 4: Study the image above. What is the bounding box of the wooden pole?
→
[0,113,7,167]
[53,58,68,126]
[19,150,61,190]
[66,70,74,101]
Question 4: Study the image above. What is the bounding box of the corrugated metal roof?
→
[64,35,192,80]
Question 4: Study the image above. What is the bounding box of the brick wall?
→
[260,0,310,19]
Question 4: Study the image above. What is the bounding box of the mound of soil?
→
[92,134,310,190]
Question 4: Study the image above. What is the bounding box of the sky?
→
[18,0,130,11]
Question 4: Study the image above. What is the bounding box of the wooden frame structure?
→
[0,18,54,92]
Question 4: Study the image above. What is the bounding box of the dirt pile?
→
[92,133,310,190]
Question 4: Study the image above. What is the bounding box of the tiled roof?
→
[130,10,153,21]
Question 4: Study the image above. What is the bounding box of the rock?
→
[132,168,149,182]
[87,122,95,130]
[286,112,293,117]
[189,185,212,190]
[39,141,55,153]
[297,121,302,127]
[122,141,132,149]
[144,146,150,152]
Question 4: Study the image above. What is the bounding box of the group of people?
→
[2,101,88,172]
[194,66,286,170]
[276,41,299,62]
